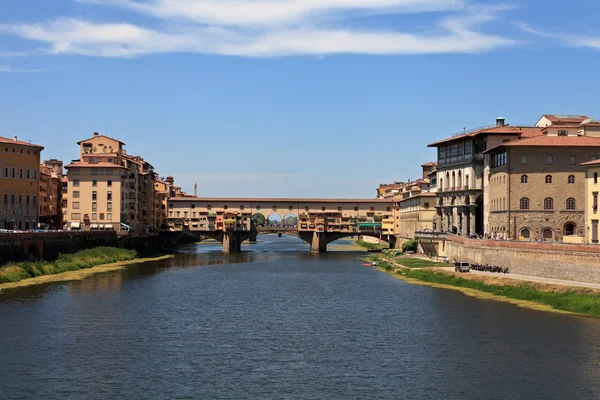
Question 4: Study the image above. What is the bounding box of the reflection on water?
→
[1,235,599,399]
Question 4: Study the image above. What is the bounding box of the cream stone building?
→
[0,136,44,230]
[64,132,159,234]
[581,159,600,244]
[484,116,600,242]
[428,118,540,236]
[395,192,436,239]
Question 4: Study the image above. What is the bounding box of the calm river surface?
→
[1,235,600,399]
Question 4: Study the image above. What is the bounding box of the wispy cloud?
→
[518,22,600,50]
[0,64,46,73]
[0,0,520,58]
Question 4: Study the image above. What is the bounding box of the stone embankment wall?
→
[0,231,119,264]
[446,235,600,284]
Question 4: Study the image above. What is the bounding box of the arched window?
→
[544,198,554,210]
[543,229,553,240]
[568,175,575,184]
[521,175,528,183]
[545,175,552,184]
[566,198,576,210]
[520,228,531,240]
[520,198,529,210]
[564,223,576,236]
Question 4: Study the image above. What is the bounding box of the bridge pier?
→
[310,232,327,253]
[223,231,243,253]
[248,231,258,244]
[389,236,403,250]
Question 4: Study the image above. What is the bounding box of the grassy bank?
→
[393,257,450,268]
[0,247,138,284]
[356,240,388,251]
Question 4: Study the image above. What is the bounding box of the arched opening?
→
[520,228,531,241]
[475,195,484,235]
[542,228,554,241]
[267,213,283,227]
[252,213,266,227]
[564,222,576,236]
[282,213,298,228]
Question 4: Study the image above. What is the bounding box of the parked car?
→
[454,261,471,273]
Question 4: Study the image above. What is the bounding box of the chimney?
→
[13,136,17,142]
[496,117,505,127]
[93,132,99,136]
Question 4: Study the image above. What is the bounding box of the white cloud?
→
[77,0,464,27]
[0,64,45,73]
[0,1,519,58]
[518,22,600,50]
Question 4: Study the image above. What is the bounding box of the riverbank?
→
[0,247,173,291]
[376,255,600,317]
[355,239,388,251]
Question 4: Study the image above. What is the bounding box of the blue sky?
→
[2,0,600,197]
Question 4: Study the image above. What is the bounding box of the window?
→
[544,198,554,210]
[18,194,22,204]
[91,168,98,176]
[73,191,80,198]
[100,213,105,220]
[19,168,23,179]
[568,175,575,184]
[543,229,553,240]
[570,156,576,165]
[11,194,15,204]
[322,207,326,211]
[12,167,15,178]
[354,207,358,212]
[3,194,7,204]
[566,198,576,210]
[338,206,343,212]
[107,180,112,187]
[26,195,30,205]
[92,180,97,187]
[4,167,7,177]
[92,213,97,220]
[92,202,97,212]
[32,195,36,205]
[521,155,527,165]
[224,205,228,210]
[71,168,80,175]
[107,191,112,201]
[107,202,112,211]
[520,198,529,210]
[558,130,568,136]
[520,228,531,240]
[33,169,37,180]
[564,223,576,236]
[545,175,552,184]
[73,180,80,187]
[73,202,80,209]
[521,175,528,183]
[92,191,97,200]
[107,213,112,220]
[26,169,30,179]
[594,192,598,213]
[106,168,113,176]
[547,156,553,165]
[594,173,598,184]
[71,213,81,220]
[255,206,259,210]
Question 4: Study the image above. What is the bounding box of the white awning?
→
[105,224,114,230]
[71,222,81,228]
[90,224,98,229]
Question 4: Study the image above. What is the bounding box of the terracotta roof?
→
[543,115,588,124]
[395,192,437,203]
[428,126,541,147]
[580,159,600,167]
[0,136,44,149]
[65,162,128,169]
[421,161,437,167]
[77,133,125,145]
[169,197,393,203]
[484,135,600,153]
[541,124,580,130]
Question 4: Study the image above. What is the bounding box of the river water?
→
[1,235,599,399]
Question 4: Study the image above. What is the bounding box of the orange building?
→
[0,136,44,230]
[39,159,64,229]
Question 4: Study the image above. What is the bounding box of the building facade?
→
[39,159,63,229]
[428,118,540,236]
[581,159,600,244]
[0,136,44,230]
[64,132,159,234]
[484,121,600,242]
[395,192,436,239]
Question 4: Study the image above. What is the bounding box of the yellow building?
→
[581,159,600,244]
[0,136,44,230]
[395,192,437,239]
[64,132,159,234]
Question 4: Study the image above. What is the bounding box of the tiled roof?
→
[580,159,600,167]
[543,114,588,124]
[395,192,437,203]
[65,162,128,169]
[421,161,437,167]
[0,136,44,149]
[170,197,394,203]
[428,126,541,147]
[77,134,125,145]
[484,135,600,153]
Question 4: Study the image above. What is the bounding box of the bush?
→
[402,239,418,253]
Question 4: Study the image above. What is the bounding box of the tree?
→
[253,213,266,226]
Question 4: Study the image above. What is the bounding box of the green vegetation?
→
[0,247,138,284]
[395,258,450,268]
[356,240,388,251]
[401,239,418,253]
[397,268,600,317]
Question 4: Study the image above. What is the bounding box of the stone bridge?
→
[168,197,401,252]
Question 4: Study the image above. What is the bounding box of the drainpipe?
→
[507,148,512,239]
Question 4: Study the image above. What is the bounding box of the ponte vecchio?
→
[167,198,399,252]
